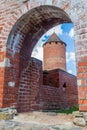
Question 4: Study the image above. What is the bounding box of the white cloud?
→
[69,28,74,38]
[67,70,73,74]
[66,52,75,63]
[31,46,43,61]
[66,51,76,75]
[70,52,75,61]
[45,24,63,36]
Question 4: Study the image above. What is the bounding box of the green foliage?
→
[53,106,79,114]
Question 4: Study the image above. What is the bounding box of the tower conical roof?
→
[44,32,66,46]
[46,32,62,43]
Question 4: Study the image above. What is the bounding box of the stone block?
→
[82,112,87,122]
[72,111,83,118]
[73,117,86,127]
[0,112,13,120]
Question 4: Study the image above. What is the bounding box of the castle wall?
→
[17,58,78,112]
[43,69,78,110]
[39,84,78,110]
[43,69,77,88]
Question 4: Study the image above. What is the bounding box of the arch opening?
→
[31,23,78,111]
[32,23,77,76]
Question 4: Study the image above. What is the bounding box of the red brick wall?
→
[17,59,78,112]
[18,57,43,112]
[43,42,66,71]
[58,69,77,90]
[77,62,87,111]
[43,69,77,87]
[41,69,78,110]
[40,69,78,110]
[39,85,78,110]
[2,52,20,108]
[43,69,60,87]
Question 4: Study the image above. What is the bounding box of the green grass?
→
[53,106,79,114]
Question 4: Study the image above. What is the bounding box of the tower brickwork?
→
[43,32,66,71]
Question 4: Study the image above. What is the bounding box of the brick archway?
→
[5,5,72,112]
[0,0,87,111]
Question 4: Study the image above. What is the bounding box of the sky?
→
[31,23,77,76]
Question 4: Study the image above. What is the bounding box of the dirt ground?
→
[13,111,87,130]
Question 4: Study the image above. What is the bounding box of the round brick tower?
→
[43,32,66,71]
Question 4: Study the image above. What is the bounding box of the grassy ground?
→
[53,106,79,114]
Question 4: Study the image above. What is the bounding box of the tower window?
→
[63,82,67,88]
